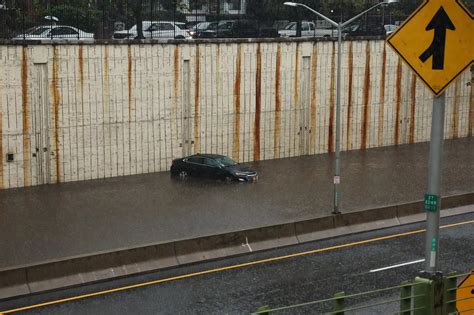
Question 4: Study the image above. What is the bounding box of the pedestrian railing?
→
[253,270,474,314]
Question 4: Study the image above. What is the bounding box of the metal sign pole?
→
[424,92,446,274]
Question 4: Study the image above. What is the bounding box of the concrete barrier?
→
[0,193,472,300]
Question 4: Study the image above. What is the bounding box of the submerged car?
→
[170,154,258,182]
[12,25,94,41]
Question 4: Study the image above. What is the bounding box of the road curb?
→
[0,193,472,300]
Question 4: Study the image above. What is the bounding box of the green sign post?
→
[424,194,440,212]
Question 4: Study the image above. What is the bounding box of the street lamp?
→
[284,0,398,214]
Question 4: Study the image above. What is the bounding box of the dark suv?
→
[199,20,278,38]
[345,23,386,37]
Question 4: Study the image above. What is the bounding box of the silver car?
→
[113,21,191,40]
[12,25,94,41]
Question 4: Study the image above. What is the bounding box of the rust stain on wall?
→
[51,47,61,183]
[394,57,402,145]
[78,46,84,90]
[346,42,354,150]
[194,45,201,152]
[22,47,30,186]
[377,45,387,146]
[254,43,262,161]
[128,45,133,122]
[274,45,282,159]
[232,46,242,161]
[328,42,336,153]
[451,78,461,139]
[310,43,317,153]
[293,43,300,109]
[408,74,417,144]
[361,42,371,150]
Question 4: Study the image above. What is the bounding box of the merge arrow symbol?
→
[419,6,456,70]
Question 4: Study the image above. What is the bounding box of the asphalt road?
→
[1,210,472,315]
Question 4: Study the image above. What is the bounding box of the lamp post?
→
[284,0,398,214]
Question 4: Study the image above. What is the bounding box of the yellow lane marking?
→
[1,219,473,314]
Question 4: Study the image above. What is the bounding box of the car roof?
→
[188,154,226,159]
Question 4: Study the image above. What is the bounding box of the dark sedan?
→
[170,154,258,182]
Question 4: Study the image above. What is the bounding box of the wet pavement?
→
[0,138,473,271]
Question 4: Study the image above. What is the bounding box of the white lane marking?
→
[370,259,425,273]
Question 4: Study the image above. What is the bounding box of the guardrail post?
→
[444,272,457,314]
[400,280,412,315]
[414,277,433,315]
[332,291,345,315]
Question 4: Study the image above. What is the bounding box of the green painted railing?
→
[252,271,474,315]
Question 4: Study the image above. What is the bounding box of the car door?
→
[301,22,312,37]
[50,26,79,40]
[202,157,222,179]
[186,157,206,177]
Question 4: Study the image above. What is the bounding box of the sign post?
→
[387,0,472,275]
[423,93,445,273]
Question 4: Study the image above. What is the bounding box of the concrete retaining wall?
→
[0,193,472,299]
[0,39,472,188]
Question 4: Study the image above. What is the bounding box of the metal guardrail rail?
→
[252,270,474,314]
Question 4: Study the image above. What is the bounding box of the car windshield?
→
[30,27,50,35]
[175,23,186,29]
[284,22,296,30]
[195,22,211,30]
[215,156,237,167]
[217,21,234,31]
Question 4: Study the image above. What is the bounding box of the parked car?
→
[12,25,94,41]
[113,21,190,40]
[199,20,278,38]
[189,21,218,38]
[278,21,338,38]
[170,154,258,182]
[345,23,386,37]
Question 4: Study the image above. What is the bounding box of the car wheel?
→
[179,170,189,180]
[175,35,185,39]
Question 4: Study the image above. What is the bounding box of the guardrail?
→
[253,270,474,314]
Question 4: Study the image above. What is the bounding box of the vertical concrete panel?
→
[394,57,403,145]
[50,47,61,183]
[408,74,417,144]
[194,45,201,153]
[254,43,261,161]
[345,41,354,151]
[232,45,242,161]
[360,41,371,150]
[21,47,31,187]
[309,43,317,155]
[273,44,282,159]
[451,78,461,139]
[377,44,387,147]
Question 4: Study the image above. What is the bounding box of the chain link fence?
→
[0,0,408,41]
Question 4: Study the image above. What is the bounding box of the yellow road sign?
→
[387,0,473,95]
[457,270,474,314]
